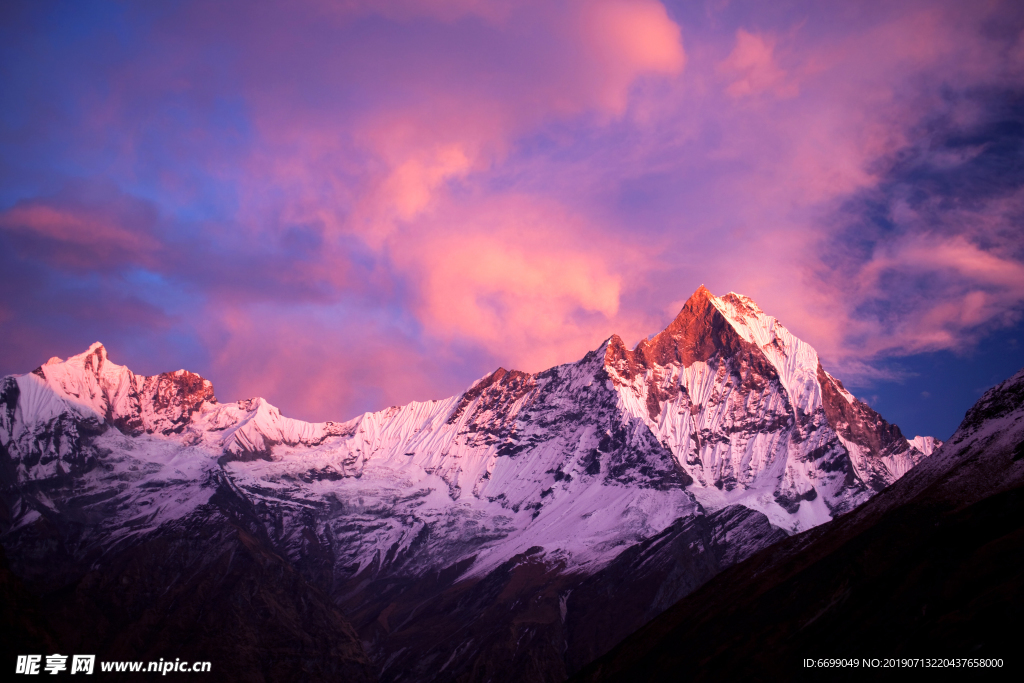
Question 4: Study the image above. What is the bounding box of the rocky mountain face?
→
[573,368,1024,683]
[0,287,936,681]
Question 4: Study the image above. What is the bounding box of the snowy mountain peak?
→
[610,287,825,418]
[20,342,217,440]
[62,341,111,376]
[603,286,820,414]
[598,286,939,529]
[605,286,764,384]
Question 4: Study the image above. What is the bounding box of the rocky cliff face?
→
[0,287,937,682]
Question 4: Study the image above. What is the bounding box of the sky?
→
[2,0,1023,440]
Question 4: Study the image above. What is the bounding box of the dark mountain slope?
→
[1,472,377,682]
[337,503,787,683]
[0,544,60,666]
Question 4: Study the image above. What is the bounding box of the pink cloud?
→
[0,204,150,249]
[576,0,687,114]
[847,233,1024,351]
[382,145,473,221]
[0,191,160,269]
[389,195,634,372]
[234,0,686,232]
[720,29,797,99]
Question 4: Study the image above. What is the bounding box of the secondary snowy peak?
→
[25,342,216,436]
[1,344,223,482]
[215,397,358,461]
[1,343,374,482]
[445,367,535,429]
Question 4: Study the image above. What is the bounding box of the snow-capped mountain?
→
[0,286,937,682]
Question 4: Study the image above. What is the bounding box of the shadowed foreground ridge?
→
[0,469,376,682]
[573,369,1024,682]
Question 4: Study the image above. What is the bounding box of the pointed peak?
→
[59,341,115,376]
[64,341,110,366]
[466,367,505,392]
[692,284,715,300]
[446,365,534,425]
[459,366,531,402]
[237,396,274,413]
[665,285,723,331]
[673,285,717,315]
[479,366,531,388]
[605,334,626,348]
[605,287,741,373]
